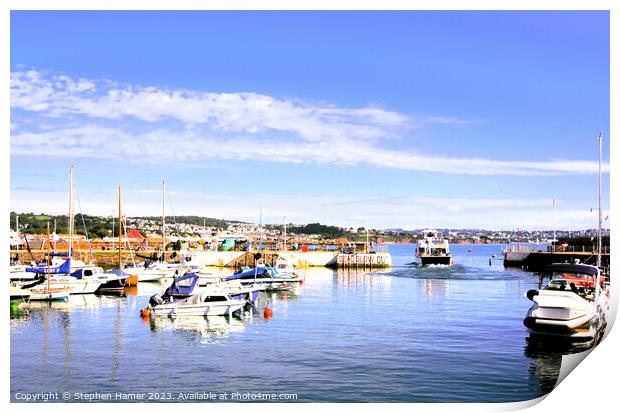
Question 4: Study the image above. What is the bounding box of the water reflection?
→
[420,278,449,301]
[148,316,246,345]
[335,268,392,288]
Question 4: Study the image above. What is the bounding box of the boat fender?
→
[140,308,151,319]
[149,293,165,307]
[525,290,539,301]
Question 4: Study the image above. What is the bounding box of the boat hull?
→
[98,277,128,291]
[27,289,70,302]
[523,286,606,342]
[152,301,246,317]
[417,255,452,265]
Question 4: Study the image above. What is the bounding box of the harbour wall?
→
[11,249,392,268]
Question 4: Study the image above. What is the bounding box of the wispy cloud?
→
[11,69,607,176]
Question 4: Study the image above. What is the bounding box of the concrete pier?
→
[504,250,610,271]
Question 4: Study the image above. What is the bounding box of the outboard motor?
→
[149,293,164,307]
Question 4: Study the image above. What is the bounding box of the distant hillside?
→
[10,212,241,237]
[133,215,240,229]
[10,212,113,238]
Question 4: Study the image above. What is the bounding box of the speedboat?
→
[415,229,452,265]
[523,263,608,341]
[148,291,246,317]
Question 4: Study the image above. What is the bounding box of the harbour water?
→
[10,244,573,402]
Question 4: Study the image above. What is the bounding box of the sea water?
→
[11,244,575,402]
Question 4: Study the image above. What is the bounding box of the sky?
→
[9,10,610,230]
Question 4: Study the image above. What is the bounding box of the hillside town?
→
[9,212,610,253]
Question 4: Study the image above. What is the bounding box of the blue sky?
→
[10,11,610,230]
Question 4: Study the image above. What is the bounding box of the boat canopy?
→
[25,258,71,274]
[224,265,276,281]
[164,272,199,297]
[50,252,70,257]
[544,263,599,277]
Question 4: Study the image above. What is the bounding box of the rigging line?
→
[122,215,137,267]
[166,186,177,231]
[75,192,94,262]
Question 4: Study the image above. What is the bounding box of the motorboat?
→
[152,273,265,306]
[71,267,129,292]
[273,257,298,277]
[208,280,266,305]
[161,271,200,299]
[523,263,608,341]
[224,263,278,281]
[21,258,102,294]
[122,264,169,282]
[224,259,302,285]
[148,291,246,317]
[415,229,452,265]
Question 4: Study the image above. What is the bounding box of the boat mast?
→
[53,219,57,251]
[597,132,602,268]
[552,195,557,247]
[283,215,287,251]
[68,166,74,259]
[366,218,370,253]
[15,215,19,253]
[46,222,51,291]
[162,180,166,261]
[111,210,115,250]
[118,186,122,269]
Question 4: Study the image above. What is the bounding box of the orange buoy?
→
[126,275,139,286]
[299,280,304,286]
[263,307,273,318]
[140,308,151,319]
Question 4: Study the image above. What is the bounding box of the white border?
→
[2,2,617,412]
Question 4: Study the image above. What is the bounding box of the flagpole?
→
[552,195,557,249]
[597,132,602,268]
[283,215,287,252]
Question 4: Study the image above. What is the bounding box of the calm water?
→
[11,244,571,402]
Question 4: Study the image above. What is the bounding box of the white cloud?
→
[11,124,608,176]
[10,69,608,176]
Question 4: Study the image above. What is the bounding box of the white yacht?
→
[523,263,608,341]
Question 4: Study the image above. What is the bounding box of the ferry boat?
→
[415,229,452,265]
